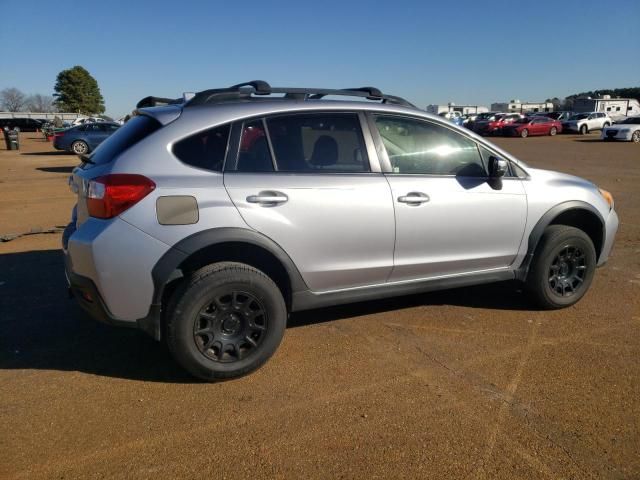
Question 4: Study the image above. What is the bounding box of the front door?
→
[369,114,527,282]
[224,112,395,291]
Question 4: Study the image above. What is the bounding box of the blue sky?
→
[1,0,638,117]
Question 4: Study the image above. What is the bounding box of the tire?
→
[72,140,89,155]
[166,262,287,380]
[602,122,610,129]
[632,131,640,143]
[579,124,588,135]
[520,128,529,138]
[549,126,557,136]
[525,225,596,309]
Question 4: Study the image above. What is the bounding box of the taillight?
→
[54,132,64,137]
[87,174,155,219]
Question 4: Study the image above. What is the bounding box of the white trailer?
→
[490,100,554,113]
[573,96,640,122]
[426,104,488,115]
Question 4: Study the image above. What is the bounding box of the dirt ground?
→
[1,132,638,479]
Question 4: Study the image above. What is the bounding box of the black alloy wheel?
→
[547,245,587,297]
[193,290,267,363]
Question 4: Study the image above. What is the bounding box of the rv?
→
[573,96,640,122]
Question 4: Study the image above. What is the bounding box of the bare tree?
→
[26,94,56,112]
[0,87,27,112]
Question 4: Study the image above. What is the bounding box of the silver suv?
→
[562,112,612,134]
[63,81,619,380]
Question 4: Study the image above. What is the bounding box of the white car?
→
[601,116,640,142]
[562,112,612,134]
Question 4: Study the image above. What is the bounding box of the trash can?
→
[3,128,19,150]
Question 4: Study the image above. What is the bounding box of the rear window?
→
[89,115,161,166]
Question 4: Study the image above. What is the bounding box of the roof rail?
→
[183,80,415,108]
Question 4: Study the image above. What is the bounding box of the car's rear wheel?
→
[166,262,287,380]
[632,131,640,143]
[525,225,596,309]
[549,126,557,136]
[580,124,588,135]
[602,122,610,129]
[520,128,529,138]
[72,140,89,155]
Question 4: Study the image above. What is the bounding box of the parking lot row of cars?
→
[439,110,640,142]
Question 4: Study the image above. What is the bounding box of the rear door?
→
[224,111,395,291]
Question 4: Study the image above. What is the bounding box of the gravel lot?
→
[1,132,638,479]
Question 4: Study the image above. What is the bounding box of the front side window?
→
[266,113,369,172]
[374,116,485,176]
[172,123,230,172]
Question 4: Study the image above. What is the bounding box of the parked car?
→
[562,112,612,134]
[71,116,105,126]
[503,117,563,137]
[600,116,640,142]
[529,112,573,121]
[63,80,618,380]
[53,122,120,154]
[439,111,464,126]
[0,118,43,132]
[473,113,522,135]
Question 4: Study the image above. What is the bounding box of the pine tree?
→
[53,66,105,114]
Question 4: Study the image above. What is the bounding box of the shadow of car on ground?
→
[0,249,531,383]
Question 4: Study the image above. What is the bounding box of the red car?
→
[473,113,522,135]
[502,116,562,137]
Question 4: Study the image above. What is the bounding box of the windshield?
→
[569,113,589,120]
[88,115,161,166]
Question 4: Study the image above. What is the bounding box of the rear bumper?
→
[63,218,169,339]
[64,251,132,328]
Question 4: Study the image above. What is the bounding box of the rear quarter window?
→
[89,115,161,166]
[172,124,230,172]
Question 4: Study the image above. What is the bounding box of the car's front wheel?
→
[166,262,287,380]
[520,128,529,138]
[632,131,640,143]
[71,140,89,155]
[525,225,596,309]
[579,124,588,135]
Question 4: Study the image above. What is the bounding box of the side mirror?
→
[488,156,508,177]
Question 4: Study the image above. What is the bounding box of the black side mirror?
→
[488,156,508,178]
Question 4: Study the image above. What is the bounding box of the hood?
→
[603,123,632,131]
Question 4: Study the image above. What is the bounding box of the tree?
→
[26,94,56,112]
[0,87,27,111]
[53,66,105,114]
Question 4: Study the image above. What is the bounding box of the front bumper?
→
[600,129,631,141]
[598,208,619,267]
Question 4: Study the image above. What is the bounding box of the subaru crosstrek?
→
[63,81,619,380]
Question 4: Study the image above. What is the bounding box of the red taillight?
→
[54,132,64,137]
[86,174,155,219]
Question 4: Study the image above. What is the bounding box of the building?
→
[572,96,640,121]
[0,111,87,121]
[426,103,488,115]
[490,100,553,113]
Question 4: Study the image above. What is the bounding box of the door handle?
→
[398,192,430,205]
[247,191,288,205]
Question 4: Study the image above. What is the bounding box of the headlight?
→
[598,188,614,209]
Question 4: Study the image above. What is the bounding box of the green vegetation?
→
[53,66,105,115]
